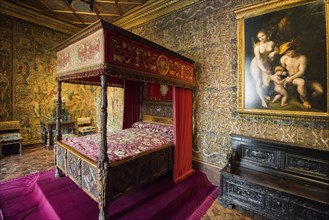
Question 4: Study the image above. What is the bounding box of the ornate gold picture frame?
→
[234,0,329,120]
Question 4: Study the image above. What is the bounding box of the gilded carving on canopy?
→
[109,36,194,83]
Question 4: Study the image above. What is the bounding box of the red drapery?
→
[173,87,195,182]
[122,80,141,129]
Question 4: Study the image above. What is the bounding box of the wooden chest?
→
[220,134,329,220]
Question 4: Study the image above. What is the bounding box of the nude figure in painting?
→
[279,41,323,109]
[270,66,289,106]
[250,29,279,108]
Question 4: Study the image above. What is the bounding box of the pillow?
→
[78,126,96,133]
[132,121,173,136]
[0,133,22,143]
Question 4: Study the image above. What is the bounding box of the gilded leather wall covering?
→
[132,0,329,168]
[95,87,124,132]
[0,18,13,121]
[0,15,123,145]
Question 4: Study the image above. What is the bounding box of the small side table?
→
[40,120,75,150]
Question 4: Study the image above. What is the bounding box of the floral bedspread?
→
[61,122,174,163]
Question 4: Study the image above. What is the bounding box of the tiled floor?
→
[0,144,54,181]
[0,145,252,220]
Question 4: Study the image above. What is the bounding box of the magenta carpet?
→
[0,170,219,220]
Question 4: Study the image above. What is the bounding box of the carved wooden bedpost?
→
[98,73,109,220]
[55,80,63,179]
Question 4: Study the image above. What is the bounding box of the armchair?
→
[77,117,97,136]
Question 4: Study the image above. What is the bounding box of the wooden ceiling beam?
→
[113,0,202,29]
[0,1,82,35]
[114,0,123,16]
[68,4,85,26]
[39,0,57,17]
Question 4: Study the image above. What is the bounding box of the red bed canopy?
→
[55,20,194,89]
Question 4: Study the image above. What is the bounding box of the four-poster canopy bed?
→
[54,20,195,219]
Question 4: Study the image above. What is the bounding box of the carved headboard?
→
[142,115,173,125]
[141,83,173,119]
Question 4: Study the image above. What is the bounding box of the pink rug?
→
[0,170,219,220]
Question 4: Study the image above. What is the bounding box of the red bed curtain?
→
[122,80,140,129]
[173,87,195,182]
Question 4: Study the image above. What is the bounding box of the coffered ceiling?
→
[1,0,201,34]
[4,0,153,27]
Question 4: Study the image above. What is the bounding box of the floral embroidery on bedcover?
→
[61,123,173,163]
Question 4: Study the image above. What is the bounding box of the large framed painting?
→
[234,0,329,120]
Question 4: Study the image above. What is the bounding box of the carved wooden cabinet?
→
[220,134,329,220]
